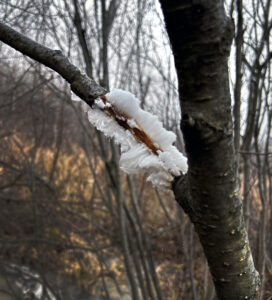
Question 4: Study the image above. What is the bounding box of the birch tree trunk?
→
[159,1,261,299]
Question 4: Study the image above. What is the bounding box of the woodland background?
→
[0,0,271,299]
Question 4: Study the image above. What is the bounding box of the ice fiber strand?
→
[106,89,140,116]
[88,88,188,189]
[120,144,166,174]
[106,89,177,151]
[159,147,188,176]
[88,108,133,148]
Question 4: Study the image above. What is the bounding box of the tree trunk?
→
[159,1,260,299]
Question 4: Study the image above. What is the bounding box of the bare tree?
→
[159,1,260,299]
[1,0,271,299]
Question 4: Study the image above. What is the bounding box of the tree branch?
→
[0,21,106,105]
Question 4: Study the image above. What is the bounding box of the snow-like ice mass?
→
[88,88,188,189]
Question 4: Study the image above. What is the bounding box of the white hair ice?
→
[88,88,188,189]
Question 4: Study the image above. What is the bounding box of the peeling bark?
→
[160,1,260,299]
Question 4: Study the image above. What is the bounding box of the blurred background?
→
[0,0,271,299]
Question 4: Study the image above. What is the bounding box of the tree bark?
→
[159,1,260,299]
[0,21,106,105]
[233,0,243,161]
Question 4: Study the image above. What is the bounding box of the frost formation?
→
[88,88,188,189]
